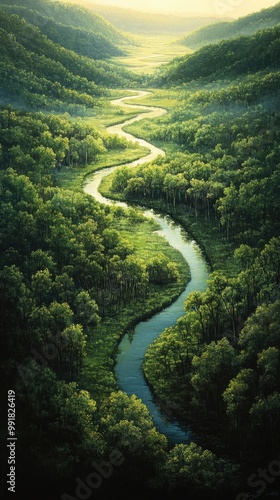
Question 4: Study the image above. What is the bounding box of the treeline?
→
[87,2,222,36]
[0,106,124,177]
[190,70,280,106]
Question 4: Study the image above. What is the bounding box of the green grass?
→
[113,210,190,275]
[82,105,149,128]
[99,173,238,276]
[55,145,149,191]
[116,88,183,155]
[121,87,187,109]
[113,35,191,75]
[123,120,179,155]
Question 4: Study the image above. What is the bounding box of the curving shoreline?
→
[83,91,209,444]
[84,90,166,205]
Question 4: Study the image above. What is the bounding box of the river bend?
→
[84,91,209,444]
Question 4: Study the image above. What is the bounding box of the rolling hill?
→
[180,2,280,49]
[0,0,133,46]
[0,7,138,113]
[154,24,280,86]
[0,4,127,59]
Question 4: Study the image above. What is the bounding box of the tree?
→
[54,273,75,303]
[52,381,104,458]
[100,391,167,462]
[46,215,77,272]
[223,368,257,435]
[184,291,207,341]
[74,291,100,330]
[121,255,149,299]
[257,347,280,396]
[147,253,179,285]
[191,338,237,419]
[160,442,237,491]
[238,301,280,364]
[260,236,280,286]
[8,145,35,176]
[250,393,280,450]
[31,145,56,179]
[31,269,53,305]
[79,135,105,164]
[29,249,56,276]
[61,324,87,378]
[0,264,26,336]
[217,184,239,240]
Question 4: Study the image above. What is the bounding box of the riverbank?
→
[54,91,192,410]
[94,89,241,452]
[81,91,214,446]
[78,207,191,402]
[99,180,238,275]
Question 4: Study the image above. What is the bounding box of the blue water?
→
[115,211,209,444]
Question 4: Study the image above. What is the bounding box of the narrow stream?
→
[84,91,209,444]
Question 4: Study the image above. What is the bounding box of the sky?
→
[84,0,280,17]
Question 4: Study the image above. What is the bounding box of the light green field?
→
[113,35,191,74]
[121,87,185,109]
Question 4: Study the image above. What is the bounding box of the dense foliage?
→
[0,0,132,47]
[1,5,126,59]
[2,2,280,498]
[0,106,198,498]
[107,26,280,491]
[0,7,139,113]
[154,25,280,85]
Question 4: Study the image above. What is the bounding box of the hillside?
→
[67,1,227,36]
[181,2,280,49]
[154,25,280,86]
[0,0,132,45]
[0,8,138,113]
[0,4,126,59]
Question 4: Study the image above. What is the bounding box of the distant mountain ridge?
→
[180,2,280,48]
[68,1,229,36]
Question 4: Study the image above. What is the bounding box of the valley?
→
[1,1,280,499]
[113,35,191,74]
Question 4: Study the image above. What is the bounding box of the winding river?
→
[84,91,209,445]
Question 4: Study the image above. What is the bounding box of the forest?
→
[1,1,280,499]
